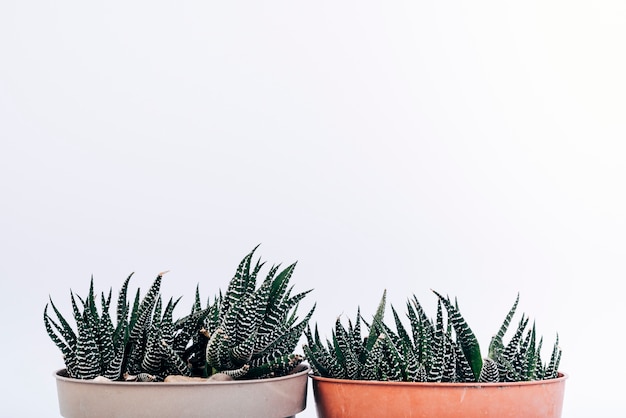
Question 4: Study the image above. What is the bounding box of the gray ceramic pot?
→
[54,366,310,418]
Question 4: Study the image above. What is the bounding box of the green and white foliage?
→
[44,247,315,382]
[304,290,561,383]
[44,273,213,381]
[203,246,316,379]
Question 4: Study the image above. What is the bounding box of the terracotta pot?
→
[54,366,310,418]
[311,373,567,418]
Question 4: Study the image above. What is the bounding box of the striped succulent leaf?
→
[349,310,363,358]
[364,291,387,353]
[254,317,310,362]
[503,315,528,363]
[452,339,475,382]
[362,334,386,380]
[47,297,77,347]
[525,323,538,380]
[246,353,304,379]
[162,340,191,376]
[403,345,421,382]
[141,324,164,374]
[479,357,500,382]
[205,328,229,369]
[432,290,483,382]
[406,298,432,369]
[116,274,132,324]
[135,373,157,382]
[43,305,77,373]
[544,334,561,379]
[234,276,272,344]
[441,338,457,382]
[380,348,403,381]
[191,284,202,314]
[102,344,125,380]
[129,273,163,341]
[160,297,180,347]
[75,310,100,379]
[536,336,545,378]
[230,329,258,363]
[220,364,250,379]
[427,300,445,382]
[221,246,257,322]
[488,294,519,361]
[391,305,413,354]
[97,292,115,371]
[269,263,294,301]
[333,318,361,379]
[379,327,407,381]
[261,266,303,332]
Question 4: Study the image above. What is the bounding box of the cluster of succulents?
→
[45,247,563,386]
[303,290,561,383]
[44,247,314,381]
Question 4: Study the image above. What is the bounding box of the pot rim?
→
[54,364,311,386]
[310,371,567,388]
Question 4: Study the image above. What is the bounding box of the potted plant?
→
[304,290,566,418]
[44,247,315,418]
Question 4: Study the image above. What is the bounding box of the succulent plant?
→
[304,290,561,383]
[44,272,211,381]
[44,247,315,382]
[201,246,316,379]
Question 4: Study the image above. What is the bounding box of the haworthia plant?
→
[304,290,561,383]
[202,246,316,379]
[44,272,211,381]
[44,247,315,382]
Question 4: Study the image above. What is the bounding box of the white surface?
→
[1,1,625,417]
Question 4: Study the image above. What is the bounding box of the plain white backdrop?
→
[1,1,625,417]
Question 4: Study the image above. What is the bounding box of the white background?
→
[1,1,625,417]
